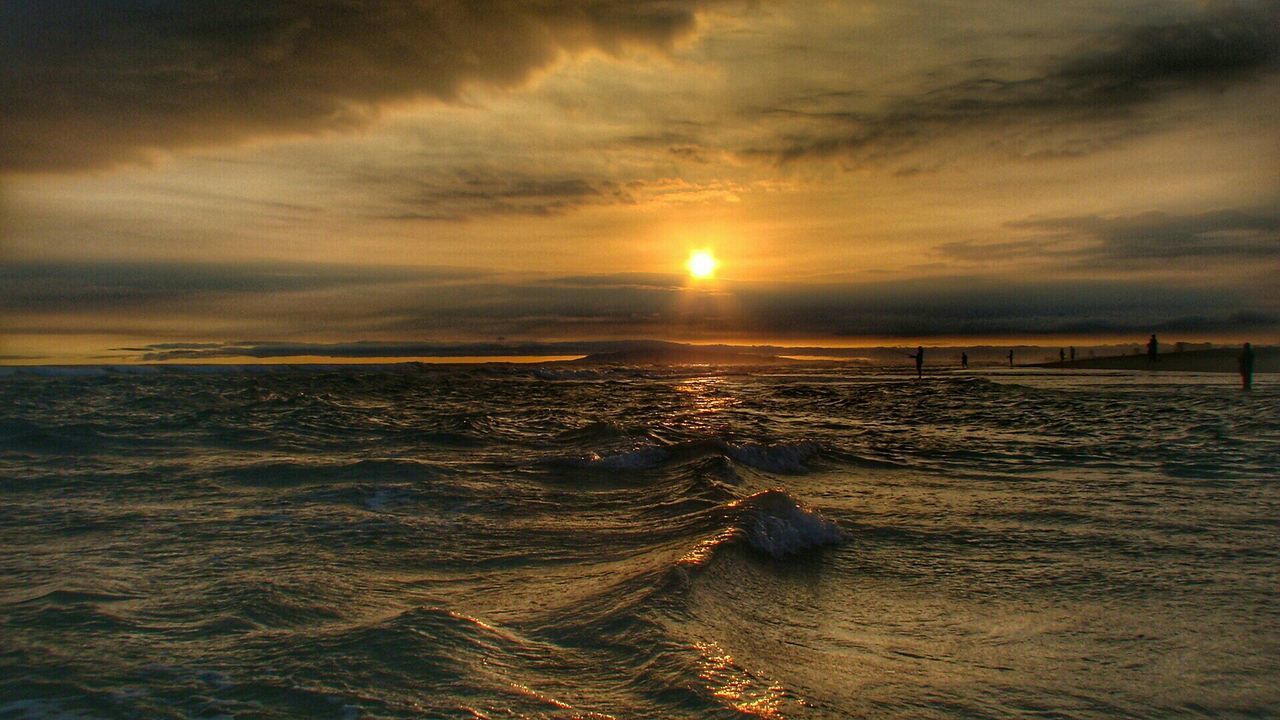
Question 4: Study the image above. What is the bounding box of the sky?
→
[2,0,1278,362]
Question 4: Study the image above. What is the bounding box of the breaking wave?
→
[682,488,844,564]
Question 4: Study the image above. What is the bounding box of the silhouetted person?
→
[1147,334,1158,362]
[1059,348,1066,364]
[1239,342,1255,391]
[911,346,924,378]
[961,352,968,369]
[1008,350,1014,367]
[1069,346,1076,362]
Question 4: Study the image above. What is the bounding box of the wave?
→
[558,446,671,470]
[249,605,628,718]
[683,488,843,564]
[726,440,821,472]
[555,419,637,442]
[547,438,827,474]
[208,458,451,488]
[532,367,609,381]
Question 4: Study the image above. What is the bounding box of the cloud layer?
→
[937,207,1280,269]
[3,261,1274,342]
[755,2,1280,164]
[1,0,717,172]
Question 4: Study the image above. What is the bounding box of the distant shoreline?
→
[1025,347,1273,373]
[0,342,1274,372]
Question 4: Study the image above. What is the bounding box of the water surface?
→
[1,365,1276,718]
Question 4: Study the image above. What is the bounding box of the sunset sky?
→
[2,1,1277,362]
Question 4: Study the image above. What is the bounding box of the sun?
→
[686,250,718,279]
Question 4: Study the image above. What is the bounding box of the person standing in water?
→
[911,346,924,378]
[1239,342,1255,391]
[1007,350,1014,367]
[1147,334,1158,362]
[961,352,969,369]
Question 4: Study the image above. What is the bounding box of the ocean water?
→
[0,364,1276,719]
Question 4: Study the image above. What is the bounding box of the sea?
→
[0,363,1276,719]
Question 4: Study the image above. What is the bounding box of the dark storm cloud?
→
[0,0,719,173]
[938,207,1280,268]
[759,3,1280,163]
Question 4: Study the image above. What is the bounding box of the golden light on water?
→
[687,250,719,279]
[694,640,788,718]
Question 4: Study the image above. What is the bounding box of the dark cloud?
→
[0,0,720,173]
[756,3,1280,163]
[938,207,1280,268]
[132,338,689,361]
[727,278,1277,338]
[1009,208,1280,262]
[5,261,1275,341]
[0,261,481,311]
[381,172,635,221]
[369,170,746,222]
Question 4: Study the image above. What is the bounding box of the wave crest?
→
[726,441,821,473]
[737,488,843,558]
[683,489,842,563]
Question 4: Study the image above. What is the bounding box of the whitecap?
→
[681,488,842,564]
[736,488,843,558]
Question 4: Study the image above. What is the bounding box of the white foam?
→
[681,489,844,565]
[736,489,843,559]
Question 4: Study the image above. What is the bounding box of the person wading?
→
[1239,342,1255,391]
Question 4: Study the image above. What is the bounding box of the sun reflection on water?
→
[675,376,735,413]
[694,640,789,718]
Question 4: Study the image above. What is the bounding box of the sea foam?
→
[734,488,844,558]
[682,489,843,564]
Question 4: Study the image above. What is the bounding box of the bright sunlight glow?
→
[687,250,718,279]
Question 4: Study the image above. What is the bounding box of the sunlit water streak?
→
[0,365,1276,718]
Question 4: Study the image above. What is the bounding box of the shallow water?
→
[1,365,1276,718]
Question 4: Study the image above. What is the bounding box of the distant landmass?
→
[572,344,798,365]
[32,337,1274,369]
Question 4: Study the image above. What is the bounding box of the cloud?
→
[369,169,750,221]
[5,261,1275,342]
[0,260,481,312]
[379,172,633,221]
[0,0,722,173]
[753,2,1280,164]
[727,278,1278,338]
[938,207,1280,269]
